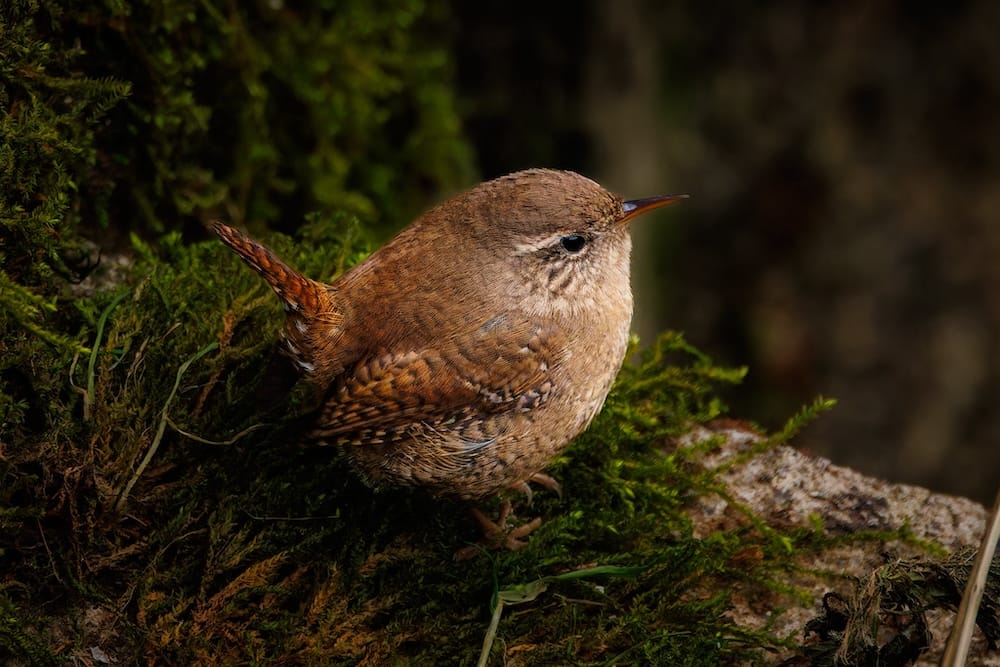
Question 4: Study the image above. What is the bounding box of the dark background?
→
[448,0,1000,504]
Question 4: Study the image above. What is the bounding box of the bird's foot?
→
[508,472,563,505]
[454,499,543,560]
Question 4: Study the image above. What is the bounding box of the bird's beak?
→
[618,193,689,225]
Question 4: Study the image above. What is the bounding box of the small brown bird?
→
[215,169,685,548]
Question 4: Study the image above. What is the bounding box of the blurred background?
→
[446,1,1000,503]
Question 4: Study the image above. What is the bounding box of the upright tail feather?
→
[214,222,345,383]
[213,222,327,316]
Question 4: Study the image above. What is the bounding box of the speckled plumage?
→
[215,169,685,502]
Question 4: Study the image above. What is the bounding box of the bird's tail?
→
[213,222,330,318]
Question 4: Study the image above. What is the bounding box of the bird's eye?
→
[560,234,586,253]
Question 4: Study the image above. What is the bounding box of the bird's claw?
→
[508,472,563,505]
[454,500,543,560]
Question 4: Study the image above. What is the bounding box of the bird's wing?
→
[308,316,565,443]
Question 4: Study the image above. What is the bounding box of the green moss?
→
[1,0,472,280]
[0,1,132,285]
[0,595,59,667]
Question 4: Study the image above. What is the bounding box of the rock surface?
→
[683,420,996,664]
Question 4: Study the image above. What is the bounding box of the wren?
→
[215,169,685,546]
